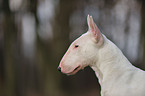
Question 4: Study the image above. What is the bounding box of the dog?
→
[58,15,145,96]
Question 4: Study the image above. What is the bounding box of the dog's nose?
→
[57,67,61,72]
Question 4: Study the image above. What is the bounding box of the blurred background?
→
[0,0,145,96]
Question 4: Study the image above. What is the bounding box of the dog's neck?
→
[90,37,134,85]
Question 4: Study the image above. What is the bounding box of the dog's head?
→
[58,15,104,75]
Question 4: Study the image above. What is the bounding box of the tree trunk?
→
[2,0,17,96]
[140,0,145,69]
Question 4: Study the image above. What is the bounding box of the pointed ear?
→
[87,15,104,46]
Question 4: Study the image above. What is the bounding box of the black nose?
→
[57,67,61,72]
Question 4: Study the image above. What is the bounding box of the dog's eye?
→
[75,45,79,48]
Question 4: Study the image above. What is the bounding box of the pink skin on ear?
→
[94,24,104,45]
[88,15,104,45]
[89,16,97,36]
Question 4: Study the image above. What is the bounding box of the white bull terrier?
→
[58,15,145,96]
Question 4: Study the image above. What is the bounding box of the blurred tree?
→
[2,0,17,96]
[52,0,78,95]
[140,0,145,69]
[0,0,4,94]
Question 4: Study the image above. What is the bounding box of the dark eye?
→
[75,45,79,48]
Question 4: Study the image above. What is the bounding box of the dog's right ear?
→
[87,15,104,46]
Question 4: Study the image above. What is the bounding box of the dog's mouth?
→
[67,66,81,75]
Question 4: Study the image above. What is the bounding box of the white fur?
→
[91,36,145,96]
[58,15,145,96]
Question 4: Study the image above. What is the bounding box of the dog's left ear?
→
[87,15,104,46]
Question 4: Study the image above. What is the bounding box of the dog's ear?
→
[87,15,104,46]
